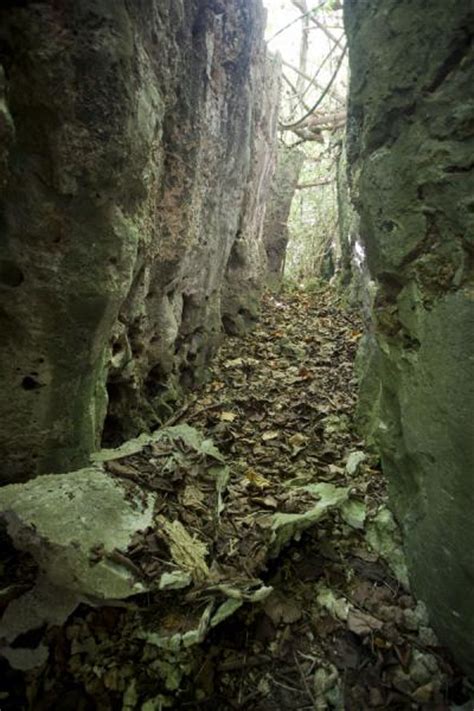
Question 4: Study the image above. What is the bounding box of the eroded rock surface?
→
[262,147,305,290]
[221,54,281,334]
[0,0,279,482]
[345,0,474,677]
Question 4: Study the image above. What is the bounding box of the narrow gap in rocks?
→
[1,290,467,709]
[0,0,472,709]
[154,289,466,709]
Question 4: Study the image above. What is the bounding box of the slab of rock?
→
[345,0,474,677]
[0,468,154,599]
[262,147,305,291]
[0,0,280,481]
[0,466,155,669]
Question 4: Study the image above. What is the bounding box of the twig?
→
[267,0,327,43]
[308,14,344,47]
[162,397,196,426]
[271,677,302,694]
[280,58,344,108]
[296,650,318,675]
[218,655,271,672]
[294,651,318,706]
[295,179,335,189]
[299,41,340,102]
[280,44,347,130]
[282,73,313,114]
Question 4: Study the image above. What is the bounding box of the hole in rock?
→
[111,341,123,356]
[21,376,42,391]
[101,413,123,448]
[144,363,168,397]
[11,625,48,650]
[0,260,24,288]
[101,382,128,447]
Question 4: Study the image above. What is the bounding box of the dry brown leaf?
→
[244,469,271,488]
[347,608,383,636]
[220,411,237,422]
[261,430,279,441]
[288,432,308,447]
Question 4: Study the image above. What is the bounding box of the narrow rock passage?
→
[1,289,467,710]
[175,287,465,710]
[185,288,363,492]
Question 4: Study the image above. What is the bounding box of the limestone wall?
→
[345,0,474,676]
[262,147,305,291]
[0,0,279,482]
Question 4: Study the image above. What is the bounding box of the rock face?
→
[0,0,279,482]
[345,0,474,677]
[221,56,281,334]
[262,147,305,290]
[335,142,356,289]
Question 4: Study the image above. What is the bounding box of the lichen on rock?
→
[0,0,280,482]
[345,0,474,677]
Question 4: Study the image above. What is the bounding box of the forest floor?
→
[174,288,467,710]
[0,287,469,710]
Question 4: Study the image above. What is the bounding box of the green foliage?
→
[285,141,341,282]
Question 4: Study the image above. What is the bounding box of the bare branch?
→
[299,41,340,102]
[295,179,335,189]
[308,14,344,47]
[295,1,309,97]
[282,73,312,114]
[267,0,327,43]
[280,58,344,107]
[279,44,347,130]
[306,110,346,128]
[291,0,308,12]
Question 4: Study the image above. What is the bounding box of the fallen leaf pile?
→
[0,287,470,710]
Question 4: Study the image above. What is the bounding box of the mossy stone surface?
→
[0,0,279,479]
[345,0,474,677]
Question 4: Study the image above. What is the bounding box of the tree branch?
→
[280,58,344,107]
[279,44,347,130]
[295,1,309,97]
[267,0,327,43]
[299,41,340,102]
[295,179,335,189]
[282,73,312,114]
[306,110,346,128]
[308,14,344,47]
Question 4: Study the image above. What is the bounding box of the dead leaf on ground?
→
[347,608,383,636]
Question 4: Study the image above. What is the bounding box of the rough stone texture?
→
[0,463,155,670]
[0,0,279,482]
[0,468,154,599]
[221,55,281,334]
[345,0,474,677]
[262,147,305,291]
[335,141,356,288]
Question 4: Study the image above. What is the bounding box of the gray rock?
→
[262,147,305,291]
[0,468,154,600]
[0,0,280,481]
[345,0,474,677]
[0,467,155,669]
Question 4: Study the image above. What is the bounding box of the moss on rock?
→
[345,0,474,677]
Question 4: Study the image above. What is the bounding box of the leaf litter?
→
[0,288,471,709]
